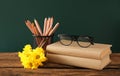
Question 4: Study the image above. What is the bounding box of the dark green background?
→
[0,0,120,52]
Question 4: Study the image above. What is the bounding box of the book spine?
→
[46,53,111,70]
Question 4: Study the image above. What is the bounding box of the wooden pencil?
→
[48,22,59,36]
[34,19,43,36]
[43,18,47,36]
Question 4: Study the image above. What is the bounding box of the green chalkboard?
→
[0,0,120,52]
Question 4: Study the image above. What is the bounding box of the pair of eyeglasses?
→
[58,34,94,48]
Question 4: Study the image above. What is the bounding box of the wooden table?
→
[0,53,120,76]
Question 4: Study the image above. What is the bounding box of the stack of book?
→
[46,41,112,70]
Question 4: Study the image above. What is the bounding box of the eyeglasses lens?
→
[77,37,91,47]
[59,35,72,46]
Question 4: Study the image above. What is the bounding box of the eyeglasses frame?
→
[58,34,94,48]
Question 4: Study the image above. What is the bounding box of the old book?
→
[47,53,111,70]
[46,41,112,60]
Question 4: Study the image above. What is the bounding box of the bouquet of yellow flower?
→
[18,44,47,69]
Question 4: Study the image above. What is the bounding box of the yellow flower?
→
[18,44,47,69]
[23,44,32,53]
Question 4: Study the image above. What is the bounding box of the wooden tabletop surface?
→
[0,52,120,76]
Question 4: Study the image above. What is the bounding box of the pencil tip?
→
[51,16,54,18]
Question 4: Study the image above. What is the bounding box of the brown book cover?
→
[46,41,112,60]
[47,53,111,70]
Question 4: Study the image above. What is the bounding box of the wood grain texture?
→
[0,52,120,76]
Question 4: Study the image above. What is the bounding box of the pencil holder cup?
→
[33,35,53,50]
